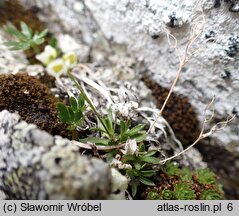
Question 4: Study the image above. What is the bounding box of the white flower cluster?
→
[110,154,132,170]
[111,101,138,118]
[36,45,77,77]
[121,139,138,155]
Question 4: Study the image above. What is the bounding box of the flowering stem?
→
[67,71,112,137]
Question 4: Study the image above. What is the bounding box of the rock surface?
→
[0,110,113,199]
[17,0,239,153]
[1,0,237,199]
[84,0,239,150]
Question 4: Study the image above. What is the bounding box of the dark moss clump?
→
[142,76,200,146]
[0,73,69,137]
[0,0,43,30]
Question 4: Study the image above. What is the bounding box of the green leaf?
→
[107,108,113,125]
[38,28,48,38]
[68,107,75,122]
[127,124,145,136]
[101,108,114,134]
[20,22,32,39]
[122,154,137,162]
[133,162,141,170]
[57,103,71,123]
[4,41,31,50]
[104,117,113,134]
[4,23,48,54]
[74,111,83,122]
[33,37,45,45]
[138,143,145,152]
[120,119,130,137]
[131,133,147,143]
[139,176,155,186]
[141,156,160,164]
[96,117,108,134]
[49,36,58,48]
[90,127,108,134]
[4,25,27,40]
[131,183,137,197]
[70,96,78,111]
[120,120,127,135]
[143,150,157,157]
[140,170,156,178]
[80,137,110,145]
[78,95,85,107]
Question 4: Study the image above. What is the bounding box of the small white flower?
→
[36,45,57,66]
[112,101,139,118]
[121,139,138,155]
[46,58,67,77]
[62,52,77,68]
[110,155,132,170]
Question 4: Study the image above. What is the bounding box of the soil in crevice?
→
[142,76,239,199]
[142,76,201,146]
[196,139,239,199]
[0,73,71,138]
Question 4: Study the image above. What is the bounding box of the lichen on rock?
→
[0,110,117,199]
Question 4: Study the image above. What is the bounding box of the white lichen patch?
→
[0,111,117,199]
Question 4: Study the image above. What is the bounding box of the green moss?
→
[174,183,196,200]
[146,162,224,200]
[197,168,216,185]
[200,189,224,200]
[161,189,174,200]
[147,189,161,200]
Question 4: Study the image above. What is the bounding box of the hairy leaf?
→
[141,156,160,164]
[131,183,137,197]
[4,25,26,40]
[127,124,145,136]
[20,22,32,39]
[80,137,110,146]
[139,176,155,186]
[140,170,156,178]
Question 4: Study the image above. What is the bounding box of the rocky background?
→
[0,0,239,199]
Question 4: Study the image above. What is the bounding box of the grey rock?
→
[0,110,113,199]
[83,0,239,151]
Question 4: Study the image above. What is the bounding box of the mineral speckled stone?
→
[0,110,113,199]
[82,0,239,150]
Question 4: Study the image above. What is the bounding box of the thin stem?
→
[159,60,187,116]
[71,140,126,150]
[67,71,112,137]
[31,43,40,54]
[71,129,78,140]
